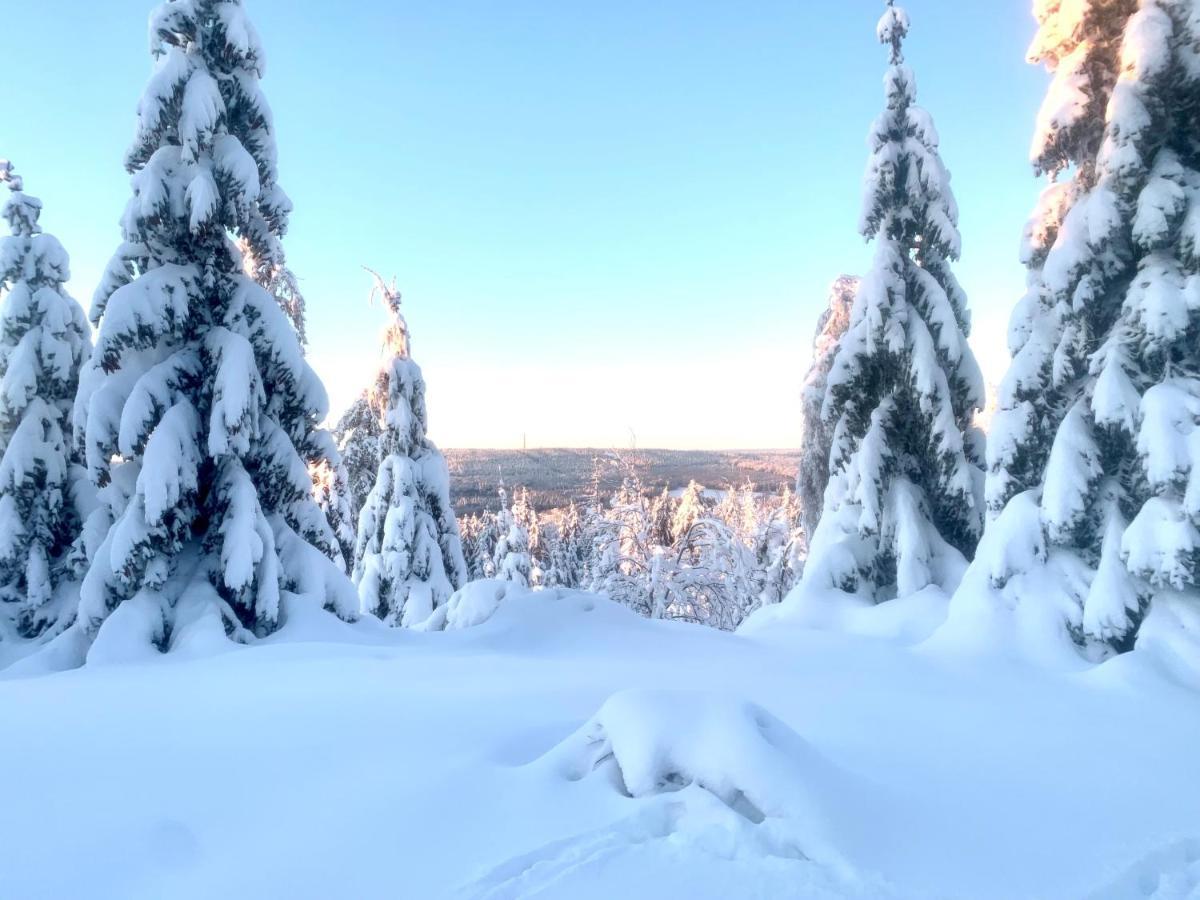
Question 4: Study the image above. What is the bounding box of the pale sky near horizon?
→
[4,1,1042,449]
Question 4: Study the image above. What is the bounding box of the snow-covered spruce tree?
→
[511,486,542,584]
[71,1,358,652]
[492,482,532,588]
[671,480,707,544]
[648,486,674,548]
[352,275,466,626]
[239,235,306,345]
[985,0,1200,653]
[798,275,858,546]
[757,486,804,606]
[544,500,587,589]
[0,163,91,639]
[333,390,385,520]
[458,513,482,579]
[310,447,356,572]
[805,2,985,601]
[240,248,352,571]
[986,0,1137,517]
[462,510,500,580]
[588,472,653,613]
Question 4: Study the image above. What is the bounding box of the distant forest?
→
[443,449,800,515]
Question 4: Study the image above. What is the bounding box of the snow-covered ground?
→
[3,588,1199,900]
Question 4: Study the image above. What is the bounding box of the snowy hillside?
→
[2,587,1198,900]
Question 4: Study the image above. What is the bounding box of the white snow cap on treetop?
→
[877,2,910,63]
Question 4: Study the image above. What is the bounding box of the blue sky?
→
[4,1,1042,448]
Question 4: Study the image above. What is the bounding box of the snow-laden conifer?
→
[239,235,306,345]
[955,0,1200,661]
[311,448,356,572]
[805,2,984,600]
[239,246,350,570]
[648,487,674,548]
[1043,0,1200,650]
[543,500,587,589]
[797,276,857,546]
[492,482,532,588]
[671,480,707,544]
[461,511,499,580]
[511,486,542,584]
[352,275,466,626]
[0,163,91,639]
[334,390,385,520]
[986,0,1136,516]
[70,0,357,653]
[756,486,804,606]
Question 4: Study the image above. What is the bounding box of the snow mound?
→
[414,580,614,634]
[741,584,949,646]
[537,689,841,826]
[417,579,514,631]
[460,689,893,898]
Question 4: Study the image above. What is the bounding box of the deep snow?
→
[2,588,1199,900]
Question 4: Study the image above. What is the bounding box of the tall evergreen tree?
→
[986,0,1137,516]
[0,163,91,639]
[986,0,1200,653]
[70,0,356,652]
[352,274,466,626]
[797,275,858,548]
[806,2,984,600]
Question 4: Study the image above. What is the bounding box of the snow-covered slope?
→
[2,588,1198,899]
